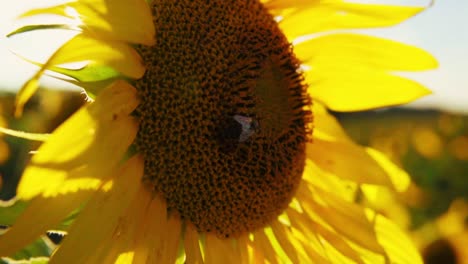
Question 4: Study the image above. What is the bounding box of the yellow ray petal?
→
[270,220,300,263]
[280,3,424,40]
[305,187,387,255]
[264,0,319,14]
[374,215,423,264]
[123,191,157,264]
[0,126,50,141]
[15,35,144,116]
[235,235,252,264]
[306,67,431,112]
[295,33,437,71]
[50,156,144,264]
[313,220,366,264]
[91,186,152,264]
[285,209,332,264]
[133,196,166,263]
[306,139,393,187]
[114,252,135,264]
[184,224,203,264]
[0,191,92,257]
[366,148,411,192]
[17,80,139,200]
[252,230,279,264]
[204,234,238,264]
[153,215,182,264]
[297,243,330,264]
[133,196,182,263]
[312,102,352,142]
[302,161,357,202]
[47,34,145,78]
[250,239,266,264]
[14,71,42,117]
[19,0,155,45]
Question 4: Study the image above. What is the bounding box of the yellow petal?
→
[264,0,318,14]
[132,195,166,263]
[14,73,41,117]
[295,33,437,71]
[235,235,252,264]
[51,34,144,77]
[184,224,203,264]
[155,215,182,264]
[17,80,139,200]
[89,186,151,264]
[374,214,423,264]
[263,227,291,263]
[270,220,300,263]
[312,102,352,142]
[204,234,238,264]
[286,208,333,263]
[121,190,155,264]
[15,35,144,115]
[300,185,387,255]
[309,219,365,264]
[50,156,144,264]
[0,126,49,141]
[132,196,181,263]
[280,3,424,40]
[302,161,357,202]
[306,139,393,187]
[306,67,431,111]
[366,148,411,192]
[20,0,155,45]
[252,230,279,264]
[0,192,92,257]
[114,252,135,264]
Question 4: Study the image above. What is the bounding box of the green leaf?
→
[55,208,80,230]
[11,238,52,260]
[49,65,120,83]
[1,256,49,264]
[7,25,70,38]
[0,200,28,226]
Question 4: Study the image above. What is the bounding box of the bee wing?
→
[234,115,257,142]
[238,129,255,142]
[233,115,253,130]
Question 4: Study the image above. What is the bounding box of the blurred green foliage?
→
[0,90,84,200]
[336,109,468,228]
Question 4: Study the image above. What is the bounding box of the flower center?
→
[134,0,312,238]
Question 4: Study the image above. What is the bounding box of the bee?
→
[218,114,259,153]
[233,115,259,142]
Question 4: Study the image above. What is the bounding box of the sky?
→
[367,0,468,113]
[0,0,467,113]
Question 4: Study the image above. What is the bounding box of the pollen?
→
[134,0,312,238]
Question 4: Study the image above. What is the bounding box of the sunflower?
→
[0,0,437,263]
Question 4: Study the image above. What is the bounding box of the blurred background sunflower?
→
[1,1,464,263]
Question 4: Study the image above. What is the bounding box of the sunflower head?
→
[134,0,312,238]
[0,0,439,263]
